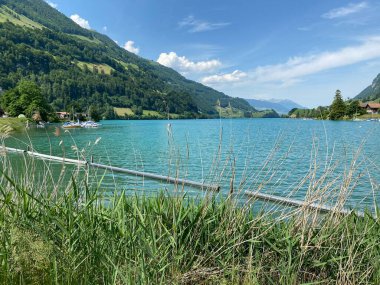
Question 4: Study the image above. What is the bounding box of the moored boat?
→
[62,121,82,129]
[37,121,46,128]
[81,121,100,128]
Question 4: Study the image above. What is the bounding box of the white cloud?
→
[251,36,380,83]
[322,2,368,19]
[46,1,58,9]
[179,15,230,33]
[70,14,91,29]
[102,26,108,32]
[202,70,247,84]
[124,41,139,54]
[157,52,221,73]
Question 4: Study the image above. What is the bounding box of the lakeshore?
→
[1,116,380,284]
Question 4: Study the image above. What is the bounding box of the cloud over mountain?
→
[202,70,247,84]
[124,41,139,54]
[157,52,221,73]
[70,14,91,29]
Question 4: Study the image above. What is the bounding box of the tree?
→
[1,80,51,121]
[131,105,143,116]
[103,105,117,119]
[329,90,346,120]
[288,108,298,116]
[346,100,366,118]
[88,105,101,122]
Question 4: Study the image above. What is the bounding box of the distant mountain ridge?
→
[0,0,256,118]
[355,73,380,102]
[245,98,305,114]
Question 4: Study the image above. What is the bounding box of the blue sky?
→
[46,0,380,107]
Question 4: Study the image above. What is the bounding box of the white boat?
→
[62,121,82,129]
[37,122,46,128]
[81,121,100,128]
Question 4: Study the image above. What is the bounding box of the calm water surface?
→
[5,119,380,210]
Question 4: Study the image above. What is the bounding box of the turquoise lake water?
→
[5,118,380,210]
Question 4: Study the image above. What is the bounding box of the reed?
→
[0,118,27,132]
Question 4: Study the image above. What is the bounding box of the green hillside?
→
[0,0,257,118]
[355,73,380,102]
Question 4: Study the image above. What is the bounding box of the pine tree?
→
[329,90,346,120]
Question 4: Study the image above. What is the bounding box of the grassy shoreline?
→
[0,118,27,132]
[0,170,379,284]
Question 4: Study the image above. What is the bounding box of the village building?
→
[359,102,380,114]
[56,112,70,119]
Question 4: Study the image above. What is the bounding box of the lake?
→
[5,118,380,211]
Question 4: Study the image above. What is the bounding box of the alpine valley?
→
[245,98,305,115]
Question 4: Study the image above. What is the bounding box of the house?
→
[56,112,70,119]
[359,102,380,114]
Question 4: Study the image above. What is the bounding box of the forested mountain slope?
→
[355,73,380,102]
[0,0,256,118]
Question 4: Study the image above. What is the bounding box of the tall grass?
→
[0,128,379,284]
[0,118,27,132]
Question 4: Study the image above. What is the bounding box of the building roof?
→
[368,103,380,109]
[360,102,380,109]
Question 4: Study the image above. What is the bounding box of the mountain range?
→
[0,0,257,118]
[245,98,305,114]
[355,73,380,102]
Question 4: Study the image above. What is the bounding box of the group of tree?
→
[1,80,52,121]
[288,90,366,120]
[0,80,120,122]
[251,109,280,118]
[288,106,330,119]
